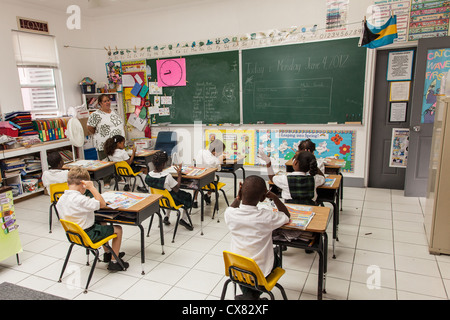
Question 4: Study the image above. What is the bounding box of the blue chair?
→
[154,131,177,157]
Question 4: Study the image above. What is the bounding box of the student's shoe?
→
[136,186,148,193]
[179,219,193,231]
[163,216,171,225]
[204,194,211,205]
[192,201,198,208]
[123,184,130,191]
[103,251,125,263]
[104,184,111,189]
[107,259,129,271]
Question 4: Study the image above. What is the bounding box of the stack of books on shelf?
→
[1,157,26,177]
[4,111,38,136]
[58,150,74,163]
[23,156,42,172]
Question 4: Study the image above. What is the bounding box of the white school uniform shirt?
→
[195,149,221,170]
[272,171,326,201]
[224,204,289,277]
[108,148,130,162]
[56,190,100,230]
[41,169,69,192]
[148,171,178,191]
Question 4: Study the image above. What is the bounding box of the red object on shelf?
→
[0,122,19,137]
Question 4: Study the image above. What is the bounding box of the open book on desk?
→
[165,165,207,176]
[101,191,150,210]
[278,204,315,230]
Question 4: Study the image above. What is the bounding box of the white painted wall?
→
[0,0,378,183]
[0,0,97,114]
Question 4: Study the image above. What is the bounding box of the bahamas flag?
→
[359,15,398,49]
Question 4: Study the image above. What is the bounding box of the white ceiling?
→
[5,0,211,17]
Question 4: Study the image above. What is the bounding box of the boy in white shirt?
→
[56,167,128,271]
[41,152,68,193]
[224,175,290,300]
[193,139,225,207]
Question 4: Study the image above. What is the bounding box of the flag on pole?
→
[359,15,398,49]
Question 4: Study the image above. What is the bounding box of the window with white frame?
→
[11,30,62,116]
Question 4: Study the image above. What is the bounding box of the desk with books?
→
[218,155,246,198]
[63,160,116,193]
[271,203,331,300]
[95,191,163,275]
[317,174,341,259]
[165,166,217,235]
[133,149,159,170]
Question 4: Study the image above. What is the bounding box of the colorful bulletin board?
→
[121,60,149,130]
[204,129,256,165]
[422,47,450,124]
[204,129,355,172]
[256,129,355,173]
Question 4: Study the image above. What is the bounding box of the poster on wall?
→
[389,128,409,167]
[256,129,355,173]
[372,0,410,43]
[408,0,450,41]
[421,47,450,123]
[204,129,256,165]
[326,0,349,32]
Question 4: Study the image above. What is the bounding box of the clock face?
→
[158,59,184,87]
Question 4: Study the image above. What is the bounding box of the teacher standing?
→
[87,94,125,189]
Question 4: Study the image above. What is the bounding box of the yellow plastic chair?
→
[48,182,69,233]
[220,251,288,300]
[146,187,193,243]
[113,161,147,192]
[202,178,229,222]
[58,219,125,293]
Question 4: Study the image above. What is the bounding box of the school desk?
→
[285,158,344,210]
[217,156,246,198]
[268,174,341,259]
[94,192,163,275]
[273,204,331,300]
[167,167,218,235]
[133,149,159,170]
[63,160,116,193]
[317,174,341,259]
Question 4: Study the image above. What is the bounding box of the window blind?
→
[11,30,59,68]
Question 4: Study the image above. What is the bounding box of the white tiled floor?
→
[1,177,450,300]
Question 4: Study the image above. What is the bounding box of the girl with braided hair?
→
[145,151,194,230]
[259,150,325,205]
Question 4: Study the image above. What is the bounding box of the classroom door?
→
[405,36,450,197]
[368,48,416,189]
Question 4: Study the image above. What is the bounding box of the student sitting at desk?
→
[259,149,325,206]
[56,167,128,271]
[224,175,290,300]
[42,151,68,193]
[298,138,325,173]
[145,151,194,230]
[104,135,147,193]
[193,139,226,208]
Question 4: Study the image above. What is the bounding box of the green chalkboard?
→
[242,38,367,124]
[146,51,240,124]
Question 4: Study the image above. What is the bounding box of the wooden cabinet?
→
[425,96,450,255]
